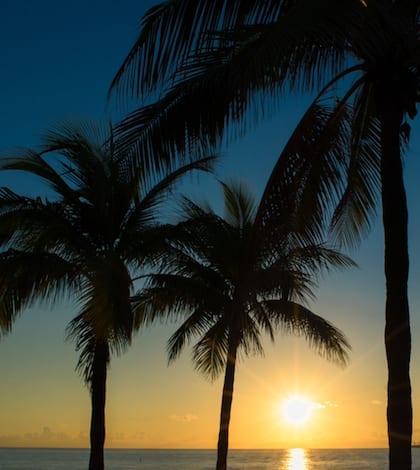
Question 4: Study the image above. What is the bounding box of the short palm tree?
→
[135,180,352,470]
[0,121,215,470]
[110,2,419,467]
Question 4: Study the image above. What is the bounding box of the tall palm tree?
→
[135,180,352,470]
[110,1,419,467]
[0,121,216,470]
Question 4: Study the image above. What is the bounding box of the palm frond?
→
[166,307,219,364]
[113,1,360,167]
[109,0,364,100]
[250,299,275,343]
[109,0,289,100]
[284,245,357,275]
[66,314,110,385]
[252,263,316,304]
[261,299,350,366]
[253,95,355,250]
[132,273,226,327]
[0,250,79,337]
[329,82,381,248]
[0,150,76,201]
[76,257,133,347]
[238,312,265,358]
[119,155,218,237]
[0,193,92,257]
[220,179,257,229]
[191,317,229,380]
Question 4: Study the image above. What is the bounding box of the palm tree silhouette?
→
[135,180,352,470]
[110,2,419,467]
[0,121,216,470]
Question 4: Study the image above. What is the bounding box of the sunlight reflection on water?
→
[286,448,308,470]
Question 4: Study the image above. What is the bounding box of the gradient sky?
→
[1,0,420,450]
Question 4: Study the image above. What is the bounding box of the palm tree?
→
[0,121,216,470]
[134,180,352,470]
[109,2,419,467]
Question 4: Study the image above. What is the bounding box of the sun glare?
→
[282,396,313,426]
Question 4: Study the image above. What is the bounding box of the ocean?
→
[1,448,420,469]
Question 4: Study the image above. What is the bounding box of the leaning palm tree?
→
[135,180,352,470]
[110,2,418,467]
[0,121,215,470]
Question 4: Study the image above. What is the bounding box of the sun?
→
[282,396,313,426]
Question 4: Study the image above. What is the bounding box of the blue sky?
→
[1,0,420,450]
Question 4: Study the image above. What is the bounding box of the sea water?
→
[1,448,420,469]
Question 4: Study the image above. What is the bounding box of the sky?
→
[1,0,420,451]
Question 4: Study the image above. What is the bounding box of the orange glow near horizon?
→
[0,318,399,450]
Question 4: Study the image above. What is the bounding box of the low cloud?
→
[0,426,87,447]
[324,401,339,408]
[311,401,338,409]
[107,431,126,441]
[24,426,69,441]
[371,400,382,406]
[169,413,198,422]
[311,402,326,409]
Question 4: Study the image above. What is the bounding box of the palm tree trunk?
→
[89,341,109,470]
[381,106,412,470]
[216,336,238,470]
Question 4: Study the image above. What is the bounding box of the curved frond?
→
[329,82,381,248]
[254,96,355,249]
[132,273,226,328]
[0,191,92,256]
[66,315,110,385]
[261,299,350,366]
[0,150,76,201]
[220,179,257,229]
[237,312,264,358]
[166,307,219,364]
[191,317,229,381]
[109,0,286,100]
[110,0,363,101]
[114,22,350,167]
[0,250,79,337]
[72,256,133,348]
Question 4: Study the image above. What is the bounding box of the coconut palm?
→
[0,121,216,470]
[134,180,352,470]
[110,1,419,467]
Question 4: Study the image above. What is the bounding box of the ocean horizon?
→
[2,447,420,469]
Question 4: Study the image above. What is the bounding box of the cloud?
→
[371,399,382,406]
[311,402,326,409]
[107,431,126,441]
[24,426,69,441]
[310,401,338,410]
[169,413,198,422]
[0,426,88,447]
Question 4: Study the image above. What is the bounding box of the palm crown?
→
[0,120,216,469]
[135,179,352,469]
[138,180,352,376]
